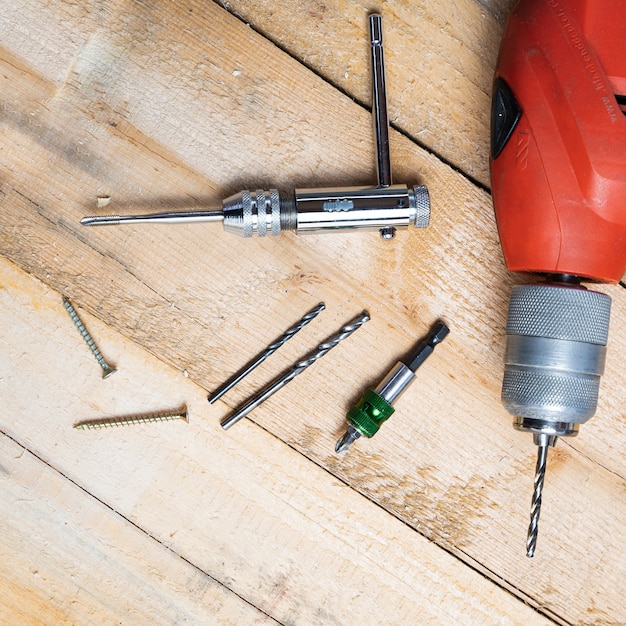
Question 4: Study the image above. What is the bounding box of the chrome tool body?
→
[81,15,429,241]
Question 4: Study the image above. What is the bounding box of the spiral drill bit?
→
[209,302,325,404]
[526,434,556,558]
[220,311,370,430]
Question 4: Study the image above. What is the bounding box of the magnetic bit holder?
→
[81,15,430,240]
[336,321,450,454]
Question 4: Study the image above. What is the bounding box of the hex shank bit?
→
[209,302,325,404]
[220,311,371,430]
[335,321,450,453]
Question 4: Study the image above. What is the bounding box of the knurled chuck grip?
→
[501,283,611,437]
[221,185,430,237]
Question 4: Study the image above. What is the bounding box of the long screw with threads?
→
[209,302,325,404]
[526,434,556,557]
[62,297,117,378]
[221,311,371,430]
[74,408,188,430]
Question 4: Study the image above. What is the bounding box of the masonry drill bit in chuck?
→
[221,311,370,430]
[81,15,429,241]
[336,321,449,454]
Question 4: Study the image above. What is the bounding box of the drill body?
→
[492,0,626,282]
[491,0,626,555]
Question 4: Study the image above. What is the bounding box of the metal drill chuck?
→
[502,283,612,558]
[502,283,612,437]
[222,185,430,237]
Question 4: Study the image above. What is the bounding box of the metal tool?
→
[80,14,429,240]
[221,311,370,430]
[74,407,188,430]
[526,433,555,558]
[336,321,449,454]
[209,302,325,403]
[62,296,116,378]
[491,0,626,556]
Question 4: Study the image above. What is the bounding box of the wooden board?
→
[217,0,518,188]
[0,1,625,624]
[1,256,549,625]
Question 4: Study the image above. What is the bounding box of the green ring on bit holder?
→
[347,389,395,438]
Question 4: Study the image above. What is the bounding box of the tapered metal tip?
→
[335,425,362,454]
[82,210,224,226]
[81,215,121,226]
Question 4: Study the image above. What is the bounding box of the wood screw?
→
[74,408,189,430]
[62,297,117,378]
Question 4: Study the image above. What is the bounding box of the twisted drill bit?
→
[209,302,325,404]
[220,311,370,430]
[526,435,555,558]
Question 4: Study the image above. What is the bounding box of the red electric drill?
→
[491,0,626,556]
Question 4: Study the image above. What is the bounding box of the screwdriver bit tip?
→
[335,425,362,454]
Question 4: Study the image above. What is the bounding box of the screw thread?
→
[74,409,188,430]
[62,297,116,376]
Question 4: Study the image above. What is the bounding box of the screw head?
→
[102,367,118,379]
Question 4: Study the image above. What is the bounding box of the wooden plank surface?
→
[217,0,517,188]
[1,256,550,625]
[0,1,624,624]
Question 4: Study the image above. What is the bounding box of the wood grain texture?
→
[0,256,549,625]
[0,0,624,624]
[218,0,518,187]
[0,437,276,626]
